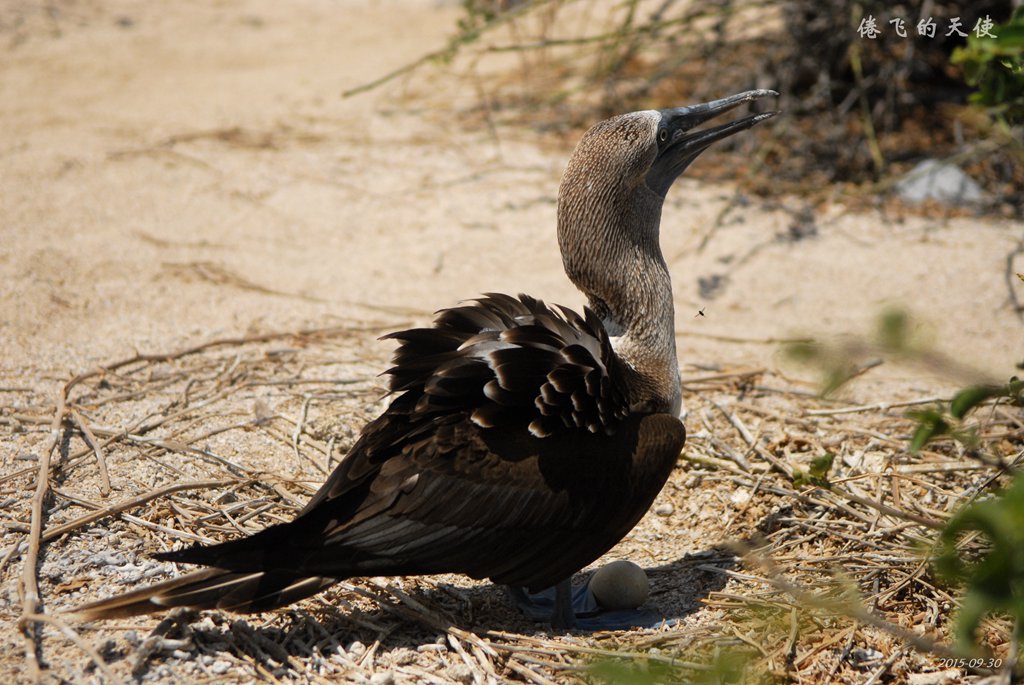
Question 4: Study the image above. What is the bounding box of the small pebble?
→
[654,502,674,516]
[446,664,473,684]
[730,489,750,506]
[390,647,417,666]
[210,659,231,675]
[194,616,218,631]
[850,647,883,666]
[369,671,395,685]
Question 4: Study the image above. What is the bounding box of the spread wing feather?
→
[383,293,630,437]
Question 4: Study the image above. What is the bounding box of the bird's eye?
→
[658,128,668,143]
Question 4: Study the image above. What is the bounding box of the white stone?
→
[210,659,231,675]
[895,159,984,205]
[907,669,961,685]
[369,671,395,685]
[730,488,751,505]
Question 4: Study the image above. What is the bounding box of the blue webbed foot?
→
[506,578,665,631]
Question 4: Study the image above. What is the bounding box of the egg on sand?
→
[588,560,650,610]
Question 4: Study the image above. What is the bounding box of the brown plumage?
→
[74,90,776,628]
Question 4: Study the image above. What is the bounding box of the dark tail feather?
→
[71,568,338,620]
[151,519,295,570]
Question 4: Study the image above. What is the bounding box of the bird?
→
[74,89,777,630]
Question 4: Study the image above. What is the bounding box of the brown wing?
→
[383,293,630,437]
[305,292,634,513]
[157,295,682,590]
[77,411,683,620]
[158,411,684,591]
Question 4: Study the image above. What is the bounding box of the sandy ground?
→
[2,1,1023,683]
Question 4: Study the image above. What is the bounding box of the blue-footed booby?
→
[76,90,777,629]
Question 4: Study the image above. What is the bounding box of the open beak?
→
[646,89,778,197]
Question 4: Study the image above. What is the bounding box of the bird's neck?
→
[558,183,681,416]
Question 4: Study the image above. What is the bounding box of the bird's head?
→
[558,90,778,230]
[556,89,777,340]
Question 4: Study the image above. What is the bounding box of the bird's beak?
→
[646,89,778,197]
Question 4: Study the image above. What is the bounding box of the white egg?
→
[589,559,649,610]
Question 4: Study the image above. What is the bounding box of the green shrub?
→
[951,8,1024,123]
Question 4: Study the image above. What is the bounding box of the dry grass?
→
[1,324,1021,684]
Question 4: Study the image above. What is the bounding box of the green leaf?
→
[792,454,835,489]
[953,592,991,655]
[933,473,1024,653]
[908,409,949,452]
[589,660,666,685]
[784,341,823,363]
[950,9,1024,121]
[950,385,1005,419]
[1008,377,1024,404]
[809,453,834,479]
[877,308,911,351]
